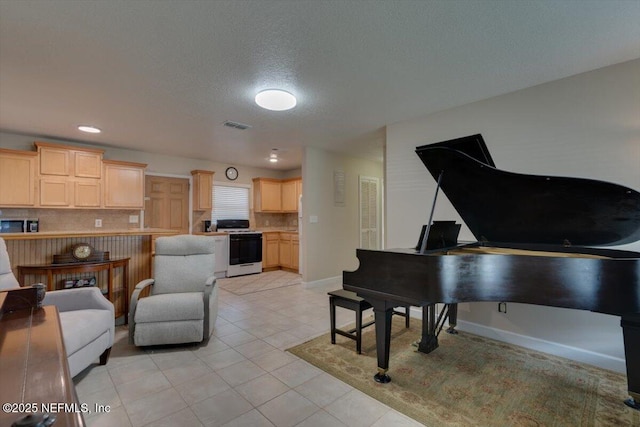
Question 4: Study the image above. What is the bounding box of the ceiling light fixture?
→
[269,149,279,163]
[255,89,297,111]
[78,125,101,134]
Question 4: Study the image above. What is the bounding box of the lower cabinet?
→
[279,233,292,268]
[262,231,299,272]
[263,233,280,269]
[292,234,299,270]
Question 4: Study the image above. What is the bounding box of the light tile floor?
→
[75,273,424,427]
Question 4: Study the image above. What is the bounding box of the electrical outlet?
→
[129,215,139,224]
[95,219,102,228]
[498,302,507,313]
[265,220,269,226]
[310,215,318,223]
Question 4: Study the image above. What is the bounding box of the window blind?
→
[212,185,250,221]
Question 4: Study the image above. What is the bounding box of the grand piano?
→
[343,134,640,409]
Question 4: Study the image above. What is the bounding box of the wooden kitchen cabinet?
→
[281,179,298,212]
[103,160,146,208]
[0,148,37,207]
[37,142,103,178]
[279,233,292,269]
[263,232,280,269]
[253,177,302,213]
[253,178,282,212]
[36,142,103,208]
[292,234,299,270]
[191,170,214,211]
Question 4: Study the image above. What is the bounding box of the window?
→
[212,184,250,221]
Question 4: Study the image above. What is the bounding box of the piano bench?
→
[329,289,410,354]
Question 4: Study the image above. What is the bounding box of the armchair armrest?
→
[129,278,155,344]
[43,287,114,315]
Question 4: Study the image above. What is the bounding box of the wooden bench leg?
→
[330,296,336,344]
[356,305,363,354]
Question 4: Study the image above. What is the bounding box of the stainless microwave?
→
[0,218,39,233]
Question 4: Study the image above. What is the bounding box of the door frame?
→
[144,172,193,233]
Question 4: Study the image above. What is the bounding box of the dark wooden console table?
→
[18,258,130,322]
[0,291,85,427]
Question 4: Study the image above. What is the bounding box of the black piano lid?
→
[415,134,640,246]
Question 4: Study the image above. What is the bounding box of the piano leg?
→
[418,304,439,353]
[367,297,395,383]
[446,303,459,335]
[621,315,640,410]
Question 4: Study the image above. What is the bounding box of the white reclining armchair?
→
[129,234,218,346]
[0,238,114,377]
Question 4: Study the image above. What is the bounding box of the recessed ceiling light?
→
[255,89,297,111]
[78,125,101,134]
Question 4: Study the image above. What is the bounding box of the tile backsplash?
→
[252,212,298,230]
[0,208,141,231]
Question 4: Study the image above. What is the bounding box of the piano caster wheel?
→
[374,370,391,383]
[624,397,640,410]
[446,326,458,335]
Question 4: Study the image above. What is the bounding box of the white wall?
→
[302,146,384,283]
[385,59,640,372]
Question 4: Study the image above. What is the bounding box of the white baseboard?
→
[406,307,625,373]
[302,275,342,289]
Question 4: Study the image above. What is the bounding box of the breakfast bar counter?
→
[0,228,178,240]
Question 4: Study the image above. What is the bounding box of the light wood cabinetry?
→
[191,170,214,211]
[103,160,146,208]
[36,142,103,208]
[253,177,302,213]
[263,232,280,269]
[261,231,299,272]
[281,179,298,212]
[253,178,282,212]
[0,148,38,207]
[279,233,292,268]
[292,233,299,270]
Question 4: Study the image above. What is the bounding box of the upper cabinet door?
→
[74,151,102,178]
[39,146,70,176]
[191,170,214,211]
[281,180,298,212]
[0,149,37,207]
[104,160,147,208]
[253,178,282,212]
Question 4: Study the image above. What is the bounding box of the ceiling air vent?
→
[223,120,252,130]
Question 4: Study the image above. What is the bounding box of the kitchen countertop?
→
[0,228,179,240]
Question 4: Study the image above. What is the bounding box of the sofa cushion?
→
[58,309,113,357]
[135,293,204,323]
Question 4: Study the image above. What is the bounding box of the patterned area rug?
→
[288,317,639,426]
[217,270,302,295]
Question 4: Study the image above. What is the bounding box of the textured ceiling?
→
[1,1,639,170]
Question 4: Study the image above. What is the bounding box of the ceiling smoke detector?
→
[223,120,252,130]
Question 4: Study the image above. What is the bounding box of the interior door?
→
[144,175,189,234]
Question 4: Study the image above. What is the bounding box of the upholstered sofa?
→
[0,238,114,377]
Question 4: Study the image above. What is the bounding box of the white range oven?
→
[216,219,263,277]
